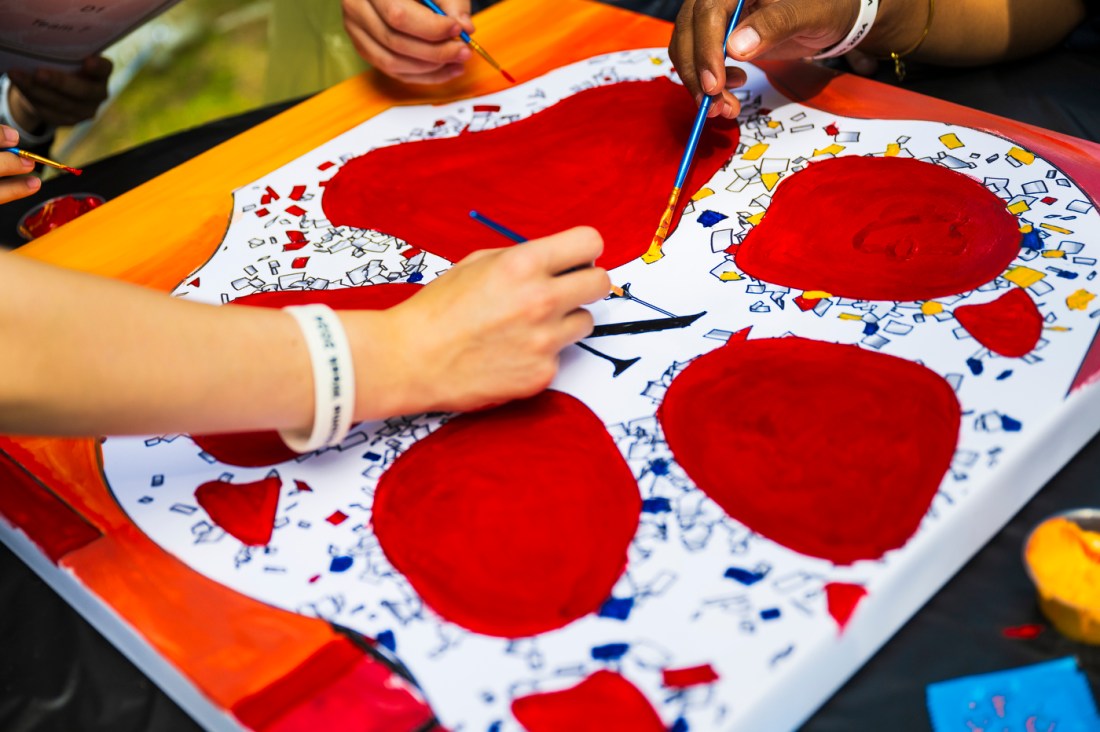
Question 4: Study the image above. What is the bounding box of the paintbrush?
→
[419,0,515,83]
[469,210,625,297]
[4,147,83,176]
[645,0,746,263]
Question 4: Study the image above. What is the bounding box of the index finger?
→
[525,226,604,275]
[379,0,465,43]
[692,0,738,95]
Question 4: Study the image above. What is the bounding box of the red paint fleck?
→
[195,476,281,546]
[326,511,348,526]
[261,186,280,205]
[993,694,1006,718]
[1041,196,1057,205]
[294,479,313,493]
[793,294,821,311]
[473,104,501,112]
[282,241,308,252]
[322,79,740,270]
[825,582,868,631]
[662,664,719,688]
[188,277,200,287]
[736,156,1022,301]
[255,207,270,217]
[191,284,423,467]
[953,287,1043,357]
[289,185,307,201]
[372,390,640,637]
[286,205,307,217]
[318,161,335,171]
[287,230,307,243]
[291,256,309,269]
[433,119,446,127]
[308,574,321,584]
[1002,623,1044,640]
[659,336,961,564]
[512,671,665,732]
[400,247,422,260]
[824,122,840,136]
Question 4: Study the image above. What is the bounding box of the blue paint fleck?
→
[375,629,396,652]
[1020,230,1043,251]
[487,723,502,732]
[967,358,984,376]
[760,608,782,621]
[649,458,670,476]
[997,370,1013,381]
[363,451,382,461]
[863,322,880,336]
[329,555,354,573]
[642,497,672,514]
[598,597,634,621]
[670,718,690,732]
[1001,415,1023,432]
[407,272,425,283]
[698,210,728,228]
[724,566,766,586]
[1054,269,1079,280]
[591,642,629,661]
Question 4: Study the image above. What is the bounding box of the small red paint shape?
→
[289,185,307,201]
[318,161,335,171]
[1002,624,1044,640]
[953,287,1043,358]
[261,186,280,205]
[473,104,501,112]
[308,574,321,584]
[282,241,308,252]
[662,664,719,688]
[400,247,423,260]
[322,79,739,270]
[736,156,1021,301]
[512,671,665,732]
[326,511,348,526]
[285,205,307,217]
[659,336,961,564]
[195,476,281,546]
[188,277,200,287]
[290,256,309,269]
[793,294,821,312]
[254,207,270,217]
[294,479,313,493]
[1041,197,1057,205]
[372,390,640,637]
[825,582,868,631]
[824,122,840,136]
[501,69,516,84]
[287,230,307,243]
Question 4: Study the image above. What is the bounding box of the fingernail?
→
[2,126,16,145]
[700,68,718,95]
[729,27,760,57]
[457,47,472,61]
[25,176,41,191]
[20,156,34,169]
[460,12,472,22]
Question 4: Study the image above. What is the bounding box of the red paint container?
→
[17,193,106,241]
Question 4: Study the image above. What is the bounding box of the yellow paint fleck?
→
[742,142,769,161]
[1067,289,1097,311]
[650,56,663,65]
[921,301,944,315]
[1019,223,1034,233]
[1044,326,1071,332]
[719,271,743,282]
[1008,200,1031,215]
[761,172,781,191]
[838,313,864,321]
[745,211,766,226]
[939,133,965,149]
[884,143,901,157]
[803,290,833,299]
[766,120,781,129]
[691,187,715,202]
[1041,223,1074,235]
[1004,266,1046,288]
[1042,250,1066,258]
[1007,146,1036,165]
[813,143,845,157]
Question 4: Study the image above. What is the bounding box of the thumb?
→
[728,0,858,60]
[437,0,474,34]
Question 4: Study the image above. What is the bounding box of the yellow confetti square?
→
[691,187,715,202]
[838,313,864,321]
[1007,200,1031,215]
[1004,266,1046,288]
[719,271,743,282]
[1042,250,1066,258]
[761,173,781,191]
[742,142,769,161]
[1007,146,1036,165]
[1067,290,1097,311]
[1019,224,1034,233]
[939,133,965,149]
[745,211,765,226]
[767,120,781,129]
[814,143,845,157]
[884,143,901,157]
[803,290,833,300]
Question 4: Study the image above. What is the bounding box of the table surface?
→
[2,2,1100,730]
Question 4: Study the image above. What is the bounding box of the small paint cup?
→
[1023,508,1100,644]
[17,193,106,241]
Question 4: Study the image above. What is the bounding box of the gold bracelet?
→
[890,0,935,82]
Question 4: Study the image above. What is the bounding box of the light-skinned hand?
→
[0,126,41,205]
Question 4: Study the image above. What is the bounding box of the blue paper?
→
[926,657,1100,732]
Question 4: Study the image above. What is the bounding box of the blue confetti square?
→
[926,658,1100,732]
[697,210,728,228]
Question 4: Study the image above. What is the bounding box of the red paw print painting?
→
[94,49,1100,732]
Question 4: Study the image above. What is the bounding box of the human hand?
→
[670,0,860,118]
[7,56,113,130]
[342,0,475,84]
[349,227,610,418]
[0,126,42,205]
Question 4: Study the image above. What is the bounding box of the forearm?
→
[864,0,1087,66]
[0,253,314,437]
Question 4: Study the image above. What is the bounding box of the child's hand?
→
[0,127,41,205]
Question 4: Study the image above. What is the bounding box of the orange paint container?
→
[1024,509,1100,644]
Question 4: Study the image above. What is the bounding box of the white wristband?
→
[811,0,880,59]
[0,74,57,148]
[279,304,356,453]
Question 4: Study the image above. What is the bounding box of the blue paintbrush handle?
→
[673,0,747,190]
[419,0,473,43]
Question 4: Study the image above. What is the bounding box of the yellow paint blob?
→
[1067,289,1097,311]
[921,301,944,316]
[1026,516,1100,643]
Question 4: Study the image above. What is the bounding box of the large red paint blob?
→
[736,156,1021,301]
[321,79,740,270]
[191,283,422,467]
[372,390,640,638]
[195,475,281,546]
[953,287,1043,357]
[511,671,665,732]
[658,336,961,564]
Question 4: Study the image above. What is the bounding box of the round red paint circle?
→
[372,390,641,637]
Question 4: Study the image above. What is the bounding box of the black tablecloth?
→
[3,45,1100,732]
